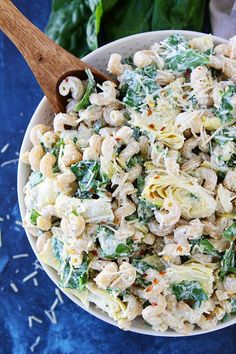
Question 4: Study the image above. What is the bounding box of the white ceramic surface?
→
[17,30,233,336]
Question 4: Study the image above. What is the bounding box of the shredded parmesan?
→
[0,158,19,167]
[0,143,10,153]
[55,288,64,304]
[0,229,2,248]
[15,220,23,227]
[112,173,128,197]
[33,260,44,271]
[44,310,57,324]
[13,253,29,259]
[6,214,10,220]
[30,336,40,352]
[28,316,43,328]
[22,271,38,283]
[201,119,236,146]
[0,217,3,222]
[33,278,38,287]
[51,298,59,311]
[10,282,19,293]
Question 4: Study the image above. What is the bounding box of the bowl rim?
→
[17,29,235,336]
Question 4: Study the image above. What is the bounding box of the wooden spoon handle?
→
[0,0,109,112]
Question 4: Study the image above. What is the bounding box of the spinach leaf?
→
[71,160,109,198]
[30,209,41,225]
[223,223,236,241]
[136,174,145,195]
[45,0,102,57]
[152,0,206,31]
[192,238,219,256]
[231,297,236,314]
[75,69,96,111]
[126,154,143,169]
[103,0,153,42]
[132,255,165,274]
[135,276,152,288]
[120,67,160,110]
[220,242,236,279]
[29,171,45,188]
[171,280,208,307]
[214,84,236,123]
[60,254,89,290]
[165,49,209,72]
[97,225,136,258]
[137,199,156,223]
[52,237,64,261]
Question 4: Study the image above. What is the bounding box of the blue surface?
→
[0,1,236,354]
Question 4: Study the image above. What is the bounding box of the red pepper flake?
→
[151,302,158,306]
[148,123,155,129]
[143,273,147,277]
[159,271,165,276]
[92,250,98,256]
[160,126,165,131]
[116,137,121,142]
[89,188,95,194]
[140,250,145,256]
[153,278,159,285]
[146,285,153,293]
[154,175,160,179]
[147,109,152,116]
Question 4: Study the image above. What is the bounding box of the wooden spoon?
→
[0,0,112,112]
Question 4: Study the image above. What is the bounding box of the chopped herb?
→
[137,199,156,223]
[171,280,208,308]
[52,237,64,262]
[214,84,236,123]
[60,253,90,291]
[30,209,41,225]
[231,297,236,314]
[29,172,45,188]
[220,242,236,279]
[223,223,236,241]
[75,69,96,111]
[71,160,109,198]
[192,238,219,256]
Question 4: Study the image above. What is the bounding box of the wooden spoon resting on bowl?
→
[0,0,113,112]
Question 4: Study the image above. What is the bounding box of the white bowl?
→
[17,30,232,336]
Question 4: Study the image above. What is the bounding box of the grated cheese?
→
[15,220,23,227]
[44,310,57,324]
[22,271,38,283]
[28,316,43,328]
[30,336,40,353]
[13,253,29,259]
[0,143,10,154]
[0,158,19,167]
[55,288,64,304]
[112,173,128,198]
[33,278,38,287]
[0,217,4,222]
[6,214,10,220]
[10,282,19,293]
[50,298,58,311]
[0,229,2,248]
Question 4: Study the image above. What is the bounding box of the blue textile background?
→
[0,1,235,353]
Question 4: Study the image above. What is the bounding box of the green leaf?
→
[171,280,208,308]
[132,255,165,274]
[137,199,156,223]
[45,0,92,57]
[75,69,96,111]
[86,0,103,51]
[52,237,64,262]
[135,276,152,288]
[152,0,206,31]
[165,49,209,72]
[60,253,89,291]
[102,0,153,42]
[231,297,236,314]
[220,242,236,279]
[97,226,136,259]
[126,154,143,169]
[214,84,236,123]
[223,223,236,241]
[71,159,108,198]
[29,171,45,188]
[30,209,41,225]
[193,238,219,256]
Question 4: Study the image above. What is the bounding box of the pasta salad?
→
[21,34,236,334]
